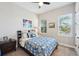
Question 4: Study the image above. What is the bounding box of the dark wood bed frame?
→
[19,43,58,56]
[19,45,34,56]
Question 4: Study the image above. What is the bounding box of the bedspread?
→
[24,37,57,56]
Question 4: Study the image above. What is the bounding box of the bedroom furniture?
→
[20,36,58,56]
[17,30,22,47]
[0,39,16,56]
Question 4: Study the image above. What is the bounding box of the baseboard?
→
[58,42,75,48]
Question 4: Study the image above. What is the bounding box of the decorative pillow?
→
[31,32,36,38]
[27,31,36,38]
[27,32,32,38]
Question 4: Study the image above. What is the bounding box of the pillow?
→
[23,33,27,38]
[27,32,32,38]
[27,31,37,38]
[31,32,36,38]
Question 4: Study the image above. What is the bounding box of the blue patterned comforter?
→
[24,37,57,56]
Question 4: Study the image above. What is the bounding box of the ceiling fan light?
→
[39,2,43,6]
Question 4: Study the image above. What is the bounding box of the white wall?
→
[38,3,75,46]
[0,2,76,46]
[75,2,79,55]
[0,2,38,40]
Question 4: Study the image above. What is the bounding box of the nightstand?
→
[0,39,16,56]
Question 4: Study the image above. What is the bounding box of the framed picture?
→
[23,19,32,29]
[49,22,55,28]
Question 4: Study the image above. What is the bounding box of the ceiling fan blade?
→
[43,2,50,5]
[32,2,39,3]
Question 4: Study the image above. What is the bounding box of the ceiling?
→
[14,2,73,14]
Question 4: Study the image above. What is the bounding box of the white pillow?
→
[23,33,27,38]
[20,37,30,47]
[20,38,26,47]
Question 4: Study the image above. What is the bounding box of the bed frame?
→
[50,43,58,56]
[19,43,58,56]
[18,30,58,56]
[19,45,34,56]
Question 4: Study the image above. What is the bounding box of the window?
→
[41,20,47,33]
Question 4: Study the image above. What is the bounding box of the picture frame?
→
[23,19,32,30]
[49,22,55,28]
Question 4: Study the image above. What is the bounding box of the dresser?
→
[0,40,16,56]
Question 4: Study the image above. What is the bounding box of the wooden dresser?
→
[0,40,16,56]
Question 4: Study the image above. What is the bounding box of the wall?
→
[0,2,38,40]
[0,2,76,46]
[75,2,79,55]
[38,3,75,46]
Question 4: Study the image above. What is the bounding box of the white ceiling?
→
[14,2,73,14]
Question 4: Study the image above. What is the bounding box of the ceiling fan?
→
[32,2,50,8]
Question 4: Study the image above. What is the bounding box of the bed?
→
[23,37,58,56]
[19,30,58,56]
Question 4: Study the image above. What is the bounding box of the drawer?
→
[1,42,16,54]
[2,42,16,48]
